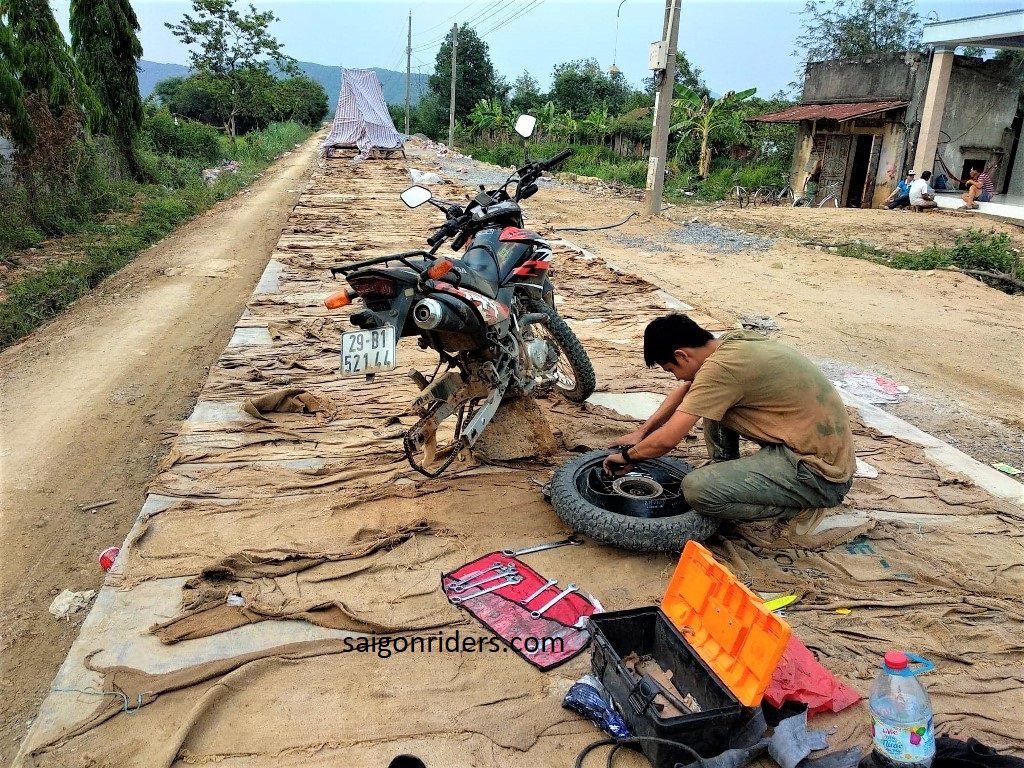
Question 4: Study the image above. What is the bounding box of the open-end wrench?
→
[530,582,578,619]
[519,579,558,606]
[449,562,515,589]
[452,566,519,593]
[501,536,584,557]
[450,575,522,604]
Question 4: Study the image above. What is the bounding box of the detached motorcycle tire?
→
[528,299,595,403]
[549,450,719,552]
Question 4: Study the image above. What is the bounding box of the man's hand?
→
[602,451,632,476]
[608,430,644,448]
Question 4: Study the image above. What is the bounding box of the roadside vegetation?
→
[820,230,1023,293]
[394,28,797,202]
[0,0,326,349]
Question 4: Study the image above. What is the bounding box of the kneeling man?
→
[605,314,855,522]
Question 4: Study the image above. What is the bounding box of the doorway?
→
[846,135,875,207]
[958,159,986,190]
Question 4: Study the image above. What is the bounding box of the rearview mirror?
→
[400,185,432,208]
[514,114,537,139]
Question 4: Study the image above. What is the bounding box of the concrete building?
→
[751,10,1024,215]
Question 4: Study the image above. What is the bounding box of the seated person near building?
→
[909,171,937,210]
[954,166,996,210]
[885,169,915,209]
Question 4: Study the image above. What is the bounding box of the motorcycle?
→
[324,115,595,477]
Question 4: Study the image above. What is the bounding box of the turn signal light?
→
[425,259,455,280]
[324,290,353,309]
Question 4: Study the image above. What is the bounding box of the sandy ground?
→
[0,133,322,761]
[514,189,1024,467]
[2,138,1023,761]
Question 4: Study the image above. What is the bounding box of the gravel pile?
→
[671,222,774,252]
[614,234,672,252]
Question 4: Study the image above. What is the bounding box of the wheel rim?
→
[572,454,691,519]
[534,327,578,391]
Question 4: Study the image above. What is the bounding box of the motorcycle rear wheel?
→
[549,450,719,552]
[527,299,595,403]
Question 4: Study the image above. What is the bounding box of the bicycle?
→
[753,180,796,207]
[815,181,841,208]
[729,182,750,208]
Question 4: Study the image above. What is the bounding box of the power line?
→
[415,0,485,37]
[411,0,513,51]
[477,0,545,38]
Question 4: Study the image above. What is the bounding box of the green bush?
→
[889,230,1021,282]
[697,167,736,200]
[142,109,223,165]
[227,121,308,164]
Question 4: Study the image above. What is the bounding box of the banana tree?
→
[671,86,755,177]
[579,104,612,144]
[467,97,506,142]
[536,100,558,141]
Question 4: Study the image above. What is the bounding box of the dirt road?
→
[0,133,321,760]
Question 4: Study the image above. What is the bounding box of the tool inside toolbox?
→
[624,651,703,718]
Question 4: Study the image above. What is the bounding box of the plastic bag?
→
[562,675,632,739]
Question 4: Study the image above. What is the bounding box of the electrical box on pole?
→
[649,40,668,71]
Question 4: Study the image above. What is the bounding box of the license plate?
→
[340,326,397,375]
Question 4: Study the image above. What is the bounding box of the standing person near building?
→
[885,169,915,209]
[909,170,938,210]
[954,166,996,210]
[801,157,822,205]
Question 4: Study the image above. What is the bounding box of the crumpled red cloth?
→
[765,635,862,716]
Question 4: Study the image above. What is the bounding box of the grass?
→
[824,230,1022,294]
[0,121,312,349]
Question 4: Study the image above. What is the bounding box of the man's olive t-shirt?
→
[680,331,856,483]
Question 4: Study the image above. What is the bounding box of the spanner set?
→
[444,536,596,624]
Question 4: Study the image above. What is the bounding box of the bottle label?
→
[871,715,934,763]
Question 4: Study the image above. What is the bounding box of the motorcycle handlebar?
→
[542,148,573,170]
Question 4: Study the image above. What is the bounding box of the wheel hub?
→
[611,474,664,499]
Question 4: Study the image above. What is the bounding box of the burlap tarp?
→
[24,149,1023,767]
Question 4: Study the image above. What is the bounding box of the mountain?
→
[138,60,189,100]
[138,60,430,111]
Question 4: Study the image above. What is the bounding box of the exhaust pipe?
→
[412,298,470,332]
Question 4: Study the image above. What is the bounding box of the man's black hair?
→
[643,314,714,367]
[921,170,932,181]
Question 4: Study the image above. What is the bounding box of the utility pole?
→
[448,24,458,149]
[644,0,680,215]
[405,12,412,134]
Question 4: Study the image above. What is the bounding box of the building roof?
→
[748,100,908,123]
[923,10,1024,51]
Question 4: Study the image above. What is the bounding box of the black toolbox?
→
[591,607,747,767]
[588,542,791,768]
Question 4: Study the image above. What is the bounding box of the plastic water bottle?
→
[869,651,935,768]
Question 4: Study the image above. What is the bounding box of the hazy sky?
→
[53,0,1023,97]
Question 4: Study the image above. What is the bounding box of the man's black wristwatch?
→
[620,445,633,464]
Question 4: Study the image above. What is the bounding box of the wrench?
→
[450,575,522,604]
[519,579,558,606]
[449,562,514,589]
[501,536,584,557]
[530,582,578,619]
[452,567,519,593]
